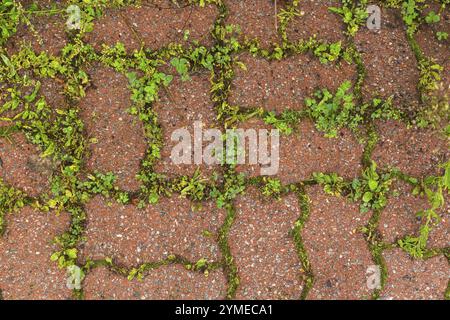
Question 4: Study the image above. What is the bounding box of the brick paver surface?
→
[0,0,448,300]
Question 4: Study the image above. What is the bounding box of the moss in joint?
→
[294,184,315,300]
[218,203,240,299]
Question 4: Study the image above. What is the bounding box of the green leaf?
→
[362,192,373,203]
[65,248,77,259]
[368,180,378,191]
[425,11,440,24]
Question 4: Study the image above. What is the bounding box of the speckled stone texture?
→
[79,65,147,191]
[230,53,357,112]
[381,249,449,300]
[0,1,448,301]
[303,186,373,300]
[229,187,303,300]
[0,207,71,300]
[80,196,226,266]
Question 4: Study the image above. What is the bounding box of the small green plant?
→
[425,10,440,24]
[306,80,361,138]
[399,161,449,258]
[329,0,369,36]
[436,31,448,41]
[351,161,393,213]
[170,57,190,81]
[261,178,283,199]
[313,172,347,197]
[210,169,246,208]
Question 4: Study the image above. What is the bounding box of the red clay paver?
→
[235,118,363,184]
[286,0,346,44]
[381,248,449,300]
[39,78,68,111]
[303,186,374,300]
[79,196,226,266]
[153,74,223,179]
[230,53,357,112]
[373,120,449,178]
[0,133,53,197]
[85,2,217,52]
[355,8,420,110]
[225,0,281,48]
[79,65,147,191]
[381,181,450,248]
[83,265,227,300]
[229,187,303,300]
[416,3,450,88]
[0,207,71,300]
[5,13,67,56]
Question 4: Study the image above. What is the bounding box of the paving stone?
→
[229,187,303,299]
[373,120,449,178]
[80,196,225,266]
[0,133,52,197]
[79,65,147,191]
[6,11,68,56]
[83,265,227,300]
[0,207,71,300]
[230,53,357,113]
[303,185,374,300]
[381,248,449,300]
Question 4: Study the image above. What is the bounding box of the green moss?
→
[294,185,315,300]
